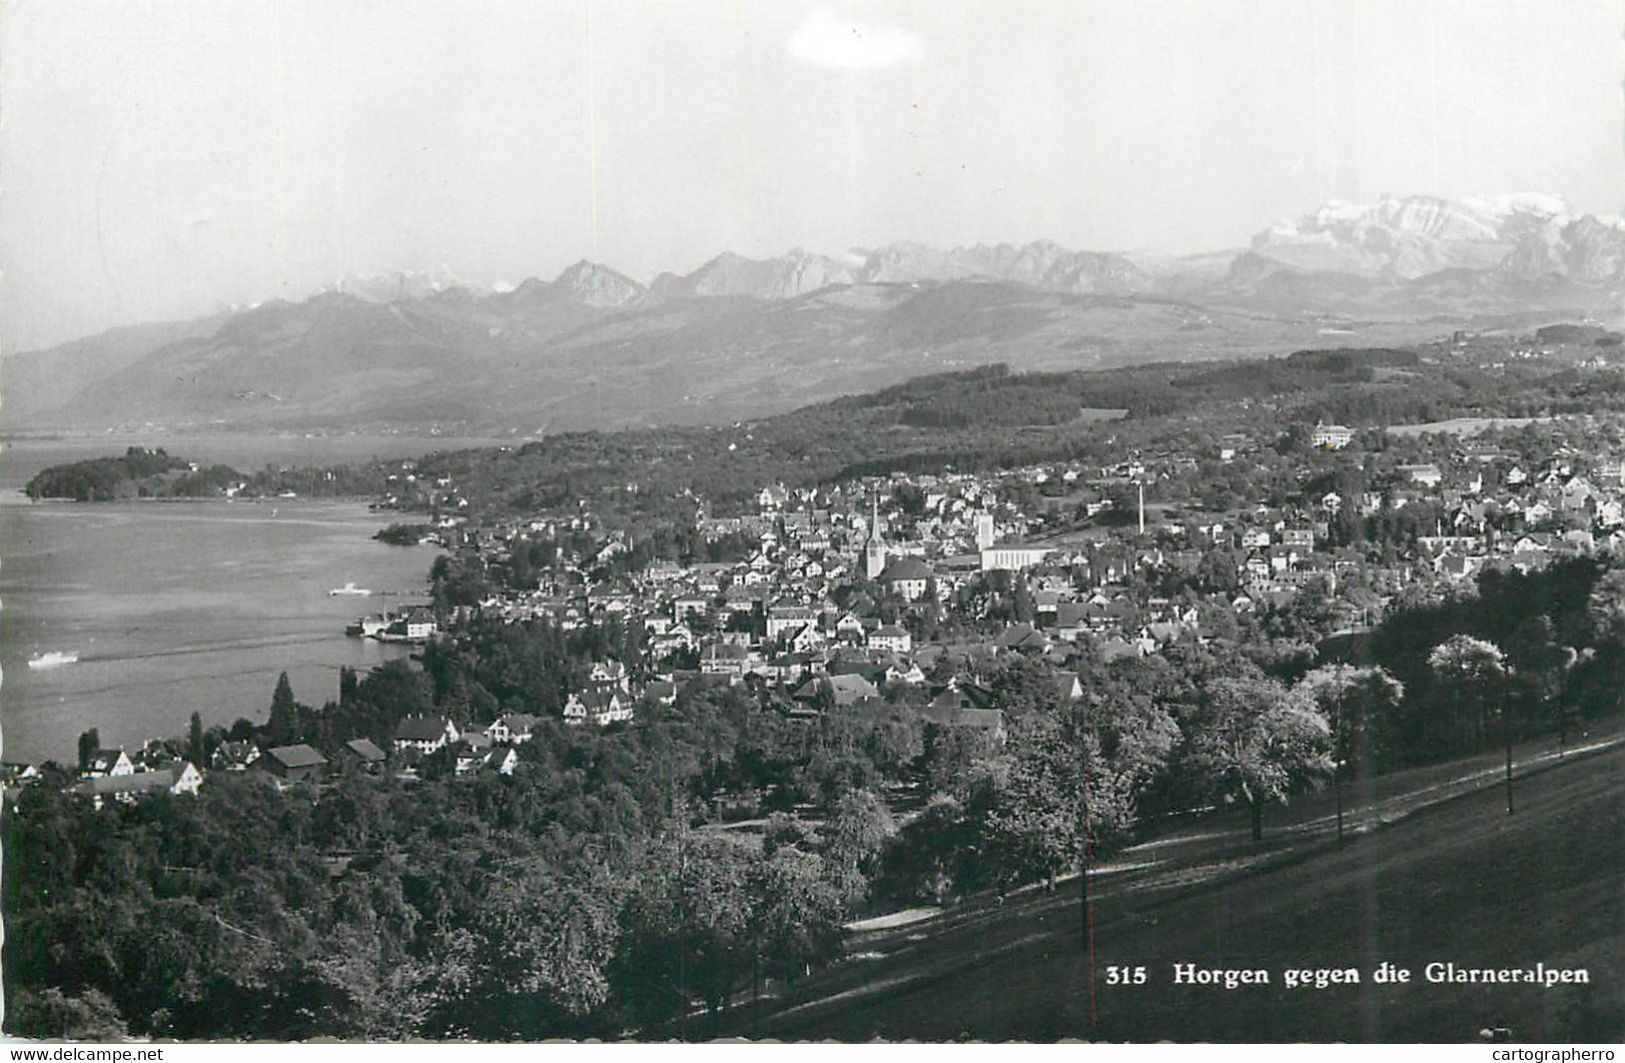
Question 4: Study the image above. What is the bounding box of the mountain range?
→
[6,194,1621,436]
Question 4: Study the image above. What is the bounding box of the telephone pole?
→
[1502,667,1515,816]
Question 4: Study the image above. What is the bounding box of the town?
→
[10,331,1625,1043]
[20,332,1625,794]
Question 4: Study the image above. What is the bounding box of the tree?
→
[821,789,894,906]
[1196,547,1241,594]
[1430,634,1517,813]
[77,727,101,772]
[1427,634,1508,754]
[985,713,1085,889]
[1085,687,1180,846]
[1296,665,1404,842]
[1012,580,1035,624]
[761,813,818,857]
[424,858,626,1038]
[188,711,206,769]
[750,846,846,992]
[1296,664,1404,775]
[1585,567,1625,647]
[1506,615,1563,729]
[7,988,129,1041]
[269,672,298,746]
[919,723,997,800]
[1186,676,1332,841]
[874,796,976,905]
[617,832,756,1031]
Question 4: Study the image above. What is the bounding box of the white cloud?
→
[787,8,924,70]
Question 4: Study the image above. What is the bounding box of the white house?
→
[485,713,541,744]
[394,716,461,755]
[868,624,913,653]
[563,689,634,727]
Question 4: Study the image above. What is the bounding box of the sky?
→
[2,0,1623,352]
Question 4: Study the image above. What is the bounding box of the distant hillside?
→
[3,277,1480,436]
[7,194,1622,435]
[2,313,229,420]
[392,332,1625,524]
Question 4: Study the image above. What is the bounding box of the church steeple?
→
[865,491,887,579]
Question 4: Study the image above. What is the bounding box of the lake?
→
[0,434,502,764]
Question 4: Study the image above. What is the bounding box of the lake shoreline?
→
[1,462,441,765]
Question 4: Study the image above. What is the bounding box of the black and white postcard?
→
[2,0,1622,1047]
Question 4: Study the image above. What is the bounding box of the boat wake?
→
[27,651,79,670]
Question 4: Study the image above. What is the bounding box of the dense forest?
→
[24,447,393,502]
[23,447,191,501]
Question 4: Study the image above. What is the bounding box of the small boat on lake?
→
[28,651,79,669]
[329,582,373,597]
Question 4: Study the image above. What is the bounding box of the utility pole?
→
[1503,666,1515,816]
[679,826,689,1041]
[1334,756,1345,846]
[1336,677,1362,847]
[1079,707,1098,1031]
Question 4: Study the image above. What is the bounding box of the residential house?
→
[485,747,520,776]
[1099,635,1144,662]
[82,749,135,779]
[564,688,633,726]
[885,660,927,686]
[210,741,260,772]
[921,683,1005,739]
[700,642,754,679]
[794,672,879,708]
[1399,464,1443,487]
[394,716,461,755]
[834,612,867,640]
[868,624,913,654]
[259,745,329,783]
[485,713,541,744]
[73,763,203,809]
[338,738,388,772]
[784,623,826,654]
[588,660,632,694]
[1240,528,1271,550]
[767,604,819,640]
[995,623,1053,655]
[673,594,710,623]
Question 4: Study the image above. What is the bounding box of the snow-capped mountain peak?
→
[327,266,471,302]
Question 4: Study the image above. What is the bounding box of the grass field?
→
[717,733,1625,1042]
[1385,417,1545,438]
